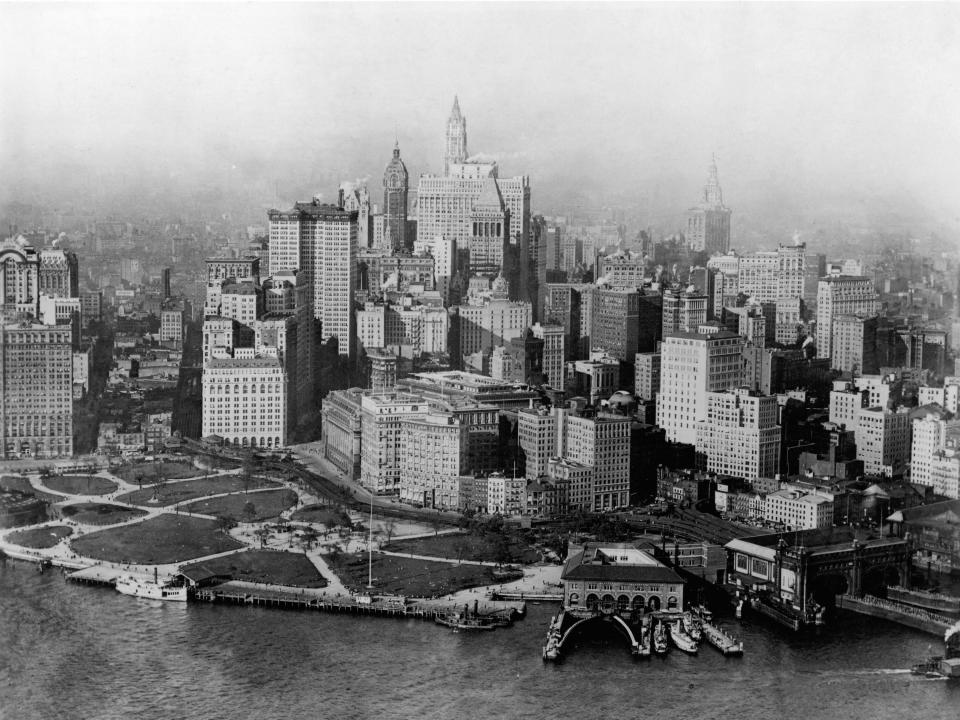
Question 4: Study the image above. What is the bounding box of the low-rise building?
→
[764,489,833,530]
[561,542,686,613]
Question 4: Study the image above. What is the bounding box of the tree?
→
[382,519,398,547]
[242,501,257,524]
[430,517,442,537]
[493,532,512,568]
[216,514,233,536]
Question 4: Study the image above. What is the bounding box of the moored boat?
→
[682,612,703,642]
[435,612,498,631]
[115,575,188,602]
[653,621,668,654]
[668,620,699,654]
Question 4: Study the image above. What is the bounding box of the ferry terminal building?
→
[561,542,686,614]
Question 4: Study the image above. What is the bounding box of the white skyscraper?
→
[656,331,744,445]
[268,199,358,356]
[816,276,879,361]
[695,388,780,479]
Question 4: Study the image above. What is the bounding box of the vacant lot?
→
[5,525,72,548]
[116,476,280,506]
[114,461,202,483]
[1,476,62,503]
[43,475,118,496]
[60,503,147,526]
[70,513,244,564]
[327,551,497,596]
[183,489,298,522]
[290,504,352,527]
[180,549,326,588]
[384,531,539,565]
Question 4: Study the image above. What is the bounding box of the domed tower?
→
[383,141,409,252]
[444,95,468,176]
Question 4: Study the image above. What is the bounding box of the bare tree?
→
[382,519,398,547]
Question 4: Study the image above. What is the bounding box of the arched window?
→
[667,596,679,610]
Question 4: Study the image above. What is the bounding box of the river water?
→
[0,566,957,720]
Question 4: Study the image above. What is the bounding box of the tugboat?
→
[668,620,699,654]
[435,612,498,631]
[652,620,669,655]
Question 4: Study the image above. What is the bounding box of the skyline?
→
[2,2,959,239]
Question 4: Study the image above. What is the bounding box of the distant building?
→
[816,276,879,361]
[634,351,661,401]
[686,157,731,255]
[383,143,409,252]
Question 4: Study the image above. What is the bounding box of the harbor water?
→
[1,566,958,720]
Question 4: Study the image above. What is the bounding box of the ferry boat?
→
[115,575,188,602]
[653,621,668,654]
[668,620,699,654]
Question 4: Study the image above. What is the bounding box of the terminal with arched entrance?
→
[561,542,685,617]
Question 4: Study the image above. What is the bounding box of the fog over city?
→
[2,2,959,243]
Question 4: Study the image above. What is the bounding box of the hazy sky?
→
[2,2,959,232]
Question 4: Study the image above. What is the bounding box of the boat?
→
[435,612,498,631]
[682,612,703,642]
[668,620,699,654]
[692,604,714,622]
[115,575,188,602]
[653,621,668,654]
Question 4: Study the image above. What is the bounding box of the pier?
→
[193,581,525,625]
[837,594,954,637]
[701,620,743,656]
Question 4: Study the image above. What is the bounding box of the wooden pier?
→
[701,620,743,656]
[193,582,525,625]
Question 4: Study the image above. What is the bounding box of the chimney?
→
[338,188,344,209]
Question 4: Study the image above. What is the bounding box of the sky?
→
[2,2,959,235]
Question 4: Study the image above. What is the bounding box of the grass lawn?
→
[115,476,280,506]
[289,504,352,527]
[384,531,539,565]
[182,489,298,522]
[5,525,72,548]
[60,503,147,525]
[114,461,202,483]
[70,513,244,564]
[327,551,498,596]
[1,475,62,503]
[43,475,118,496]
[180,549,326,588]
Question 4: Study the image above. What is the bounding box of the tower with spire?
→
[383,140,409,252]
[687,155,731,256]
[444,95,468,176]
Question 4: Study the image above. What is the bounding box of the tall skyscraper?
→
[383,143,409,252]
[0,320,73,459]
[444,95,468,175]
[468,178,509,277]
[268,198,358,356]
[686,156,731,255]
[656,331,745,445]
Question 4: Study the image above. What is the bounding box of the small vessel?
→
[653,621,668,655]
[682,612,703,642]
[435,612,498,631]
[115,575,187,602]
[702,620,744,656]
[693,604,714,622]
[668,620,699,654]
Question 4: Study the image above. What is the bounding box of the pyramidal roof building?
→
[686,155,732,256]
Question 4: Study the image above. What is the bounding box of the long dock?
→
[194,581,525,624]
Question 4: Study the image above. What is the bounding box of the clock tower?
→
[443,95,468,176]
[382,141,409,252]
